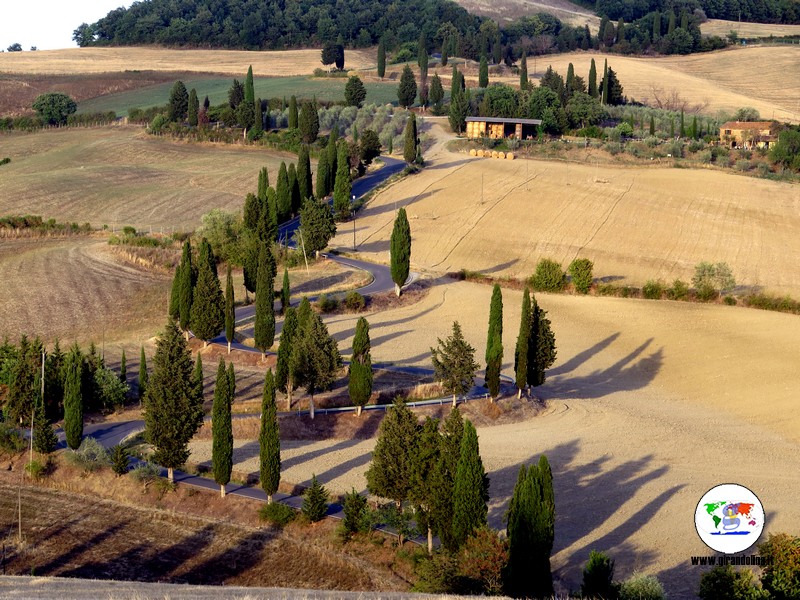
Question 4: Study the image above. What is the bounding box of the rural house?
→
[466,117,543,140]
[719,121,777,149]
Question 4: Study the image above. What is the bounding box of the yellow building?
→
[719,121,777,149]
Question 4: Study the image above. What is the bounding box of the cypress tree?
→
[680,110,686,137]
[138,346,148,403]
[431,407,465,551]
[212,358,233,497]
[299,100,320,144]
[333,140,352,220]
[225,264,235,353]
[365,398,420,504]
[485,284,503,400]
[403,113,418,165]
[514,288,531,398]
[650,114,656,136]
[254,243,276,358]
[520,53,528,90]
[409,417,441,553]
[257,166,269,200]
[190,238,225,345]
[449,85,469,134]
[276,306,298,408]
[259,369,281,502]
[377,38,386,78]
[297,145,312,203]
[265,188,278,243]
[691,115,698,140]
[478,54,488,88]
[178,239,194,337]
[418,32,428,73]
[281,267,290,314]
[601,59,609,105]
[242,235,259,298]
[244,65,255,104]
[451,64,461,99]
[430,73,444,110]
[167,80,188,122]
[145,321,205,482]
[431,321,478,406]
[289,95,298,129]
[505,465,535,598]
[441,37,449,67]
[188,88,199,126]
[292,311,341,419]
[193,353,204,400]
[302,474,329,522]
[119,348,127,384]
[276,161,291,223]
[326,128,338,193]
[528,295,557,388]
[288,162,302,216]
[348,317,373,416]
[32,396,57,455]
[397,64,417,109]
[390,207,411,296]
[653,11,661,41]
[63,345,83,450]
[588,58,598,98]
[243,192,261,232]
[452,420,489,549]
[169,262,182,321]
[315,152,330,199]
[668,10,676,34]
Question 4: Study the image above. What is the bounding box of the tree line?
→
[591,0,800,25]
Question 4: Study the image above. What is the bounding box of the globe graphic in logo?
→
[695,483,765,554]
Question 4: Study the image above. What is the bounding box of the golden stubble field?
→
[701,19,800,38]
[331,125,800,295]
[0,47,376,76]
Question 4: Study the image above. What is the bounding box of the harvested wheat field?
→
[332,131,800,295]
[0,237,169,345]
[701,19,800,38]
[0,47,375,77]
[0,126,301,231]
[189,278,799,597]
[454,0,599,28]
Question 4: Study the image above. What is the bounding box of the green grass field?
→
[78,76,400,115]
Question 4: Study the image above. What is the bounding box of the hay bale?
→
[498,152,506,159]
[469,149,477,156]
[506,152,515,160]
[491,151,499,158]
[478,149,487,157]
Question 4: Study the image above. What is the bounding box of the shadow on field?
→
[359,189,438,219]
[180,528,277,584]
[36,521,131,576]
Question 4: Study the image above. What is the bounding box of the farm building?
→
[719,121,778,149]
[465,117,543,140]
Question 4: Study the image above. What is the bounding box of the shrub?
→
[342,489,368,535]
[642,279,665,300]
[122,225,137,236]
[148,114,169,134]
[699,150,713,163]
[687,140,705,153]
[459,527,508,596]
[130,461,161,485]
[413,550,461,593]
[693,262,735,294]
[316,293,339,312]
[530,258,567,293]
[735,159,752,171]
[723,295,737,306]
[666,139,683,158]
[301,474,329,523]
[259,501,297,527]
[605,142,623,155]
[758,533,800,600]
[0,157,10,166]
[698,564,767,600]
[65,437,109,472]
[576,125,605,139]
[582,550,618,600]
[743,293,800,314]
[0,423,26,456]
[343,290,366,311]
[619,573,666,600]
[568,258,594,294]
[109,444,130,476]
[695,283,718,302]
[668,278,689,300]
[25,459,46,481]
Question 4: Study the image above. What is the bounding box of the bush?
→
[582,550,619,600]
[530,258,567,292]
[605,142,623,155]
[699,564,768,600]
[413,550,461,593]
[642,279,665,300]
[695,283,718,302]
[568,258,594,294]
[693,262,735,295]
[65,437,109,472]
[109,444,130,476]
[301,474,329,523]
[459,527,508,596]
[259,501,297,527]
[316,293,339,313]
[148,114,169,134]
[743,293,800,314]
[735,159,752,171]
[342,489,368,535]
[758,533,800,600]
[0,423,26,456]
[619,573,666,600]
[0,157,10,166]
[666,139,683,158]
[122,226,137,236]
[668,278,689,300]
[25,459,47,481]
[130,461,161,485]
[723,295,737,306]
[343,290,366,311]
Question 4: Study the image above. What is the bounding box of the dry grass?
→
[0,47,377,76]
[0,126,302,231]
[453,0,599,28]
[701,19,800,38]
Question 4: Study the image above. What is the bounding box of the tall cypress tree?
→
[390,207,411,296]
[254,243,276,358]
[650,114,656,136]
[119,348,127,384]
[397,64,417,109]
[519,53,528,90]
[225,265,235,353]
[485,284,503,400]
[281,267,290,314]
[315,152,330,199]
[191,238,225,345]
[601,59,609,105]
[333,140,352,220]
[144,321,204,482]
[528,295,557,388]
[514,288,531,398]
[365,398,420,504]
[260,369,281,503]
[276,161,291,223]
[299,100,320,144]
[138,346,148,403]
[326,128,338,194]
[680,110,686,137]
[193,353,204,400]
[258,166,269,201]
[377,38,386,78]
[178,240,194,337]
[212,358,233,497]
[32,395,57,455]
[403,113,418,165]
[276,306,298,408]
[409,417,441,553]
[505,465,535,598]
[63,344,83,450]
[348,317,373,416]
[588,58,598,98]
[297,144,312,203]
[243,192,261,233]
[264,188,278,243]
[188,88,199,127]
[288,162,302,216]
[431,407,465,551]
[451,420,489,549]
[288,95,298,129]
[169,262,182,321]
[478,54,489,88]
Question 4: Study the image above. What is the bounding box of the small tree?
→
[460,526,509,596]
[276,162,291,223]
[299,196,337,256]
[342,489,368,536]
[430,74,444,112]
[298,100,320,144]
[398,64,417,109]
[568,258,594,294]
[528,295,557,388]
[348,317,373,416]
[333,140,352,221]
[449,86,469,134]
[280,267,290,314]
[403,113,419,165]
[259,369,281,503]
[520,53,529,90]
[530,258,567,292]
[32,399,57,455]
[302,474,329,522]
[225,265,235,353]
[188,88,199,126]
[360,129,382,167]
[119,348,127,384]
[377,39,386,78]
[315,152,330,199]
[478,54,489,88]
[484,284,503,400]
[63,346,83,450]
[390,207,411,296]
[167,81,189,122]
[582,550,618,600]
[288,95,298,129]
[190,239,225,346]
[292,312,341,419]
[138,346,148,403]
[32,92,77,125]
[345,75,367,108]
[514,288,531,398]
[431,321,478,406]
[692,261,736,299]
[212,358,233,497]
[451,420,489,549]
[366,398,420,504]
[254,243,276,358]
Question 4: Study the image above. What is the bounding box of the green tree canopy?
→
[366,398,420,503]
[167,81,189,122]
[259,369,281,502]
[348,317,373,415]
[398,64,417,109]
[431,321,478,404]
[299,196,336,256]
[33,92,77,126]
[451,419,489,548]
[345,75,367,108]
[212,358,233,496]
[390,207,411,296]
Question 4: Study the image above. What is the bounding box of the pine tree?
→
[297,145,312,203]
[485,284,503,400]
[259,369,281,503]
[63,345,83,450]
[315,152,330,199]
[289,95,298,129]
[191,238,225,345]
[32,396,57,454]
[178,240,194,336]
[514,288,531,398]
[520,53,528,90]
[138,346,148,403]
[528,295,557,388]
[302,474,329,522]
[167,80,188,122]
[292,312,341,419]
[276,307,298,408]
[276,161,291,223]
[588,58,598,98]
[397,64,417,109]
[431,321,479,406]
[225,265,235,353]
[254,243,276,358]
[333,140,352,220]
[366,398,420,503]
[212,358,233,497]
[390,207,411,296]
[145,321,205,482]
[119,348,127,384]
[409,417,441,553]
[188,88,199,127]
[478,54,489,88]
[280,267,290,314]
[377,38,386,78]
[452,420,489,549]
[348,317,373,416]
[403,113,418,165]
